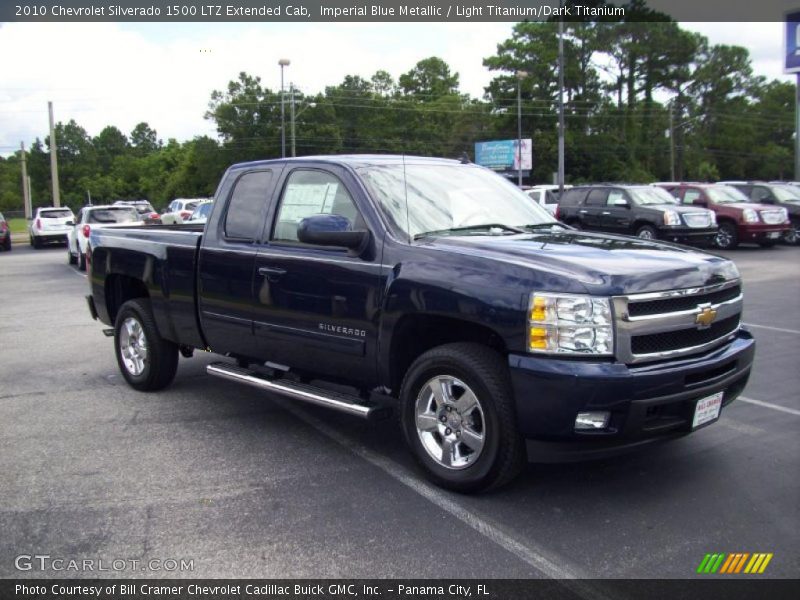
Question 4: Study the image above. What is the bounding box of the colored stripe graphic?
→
[734,553,750,573]
[700,552,773,574]
[710,554,725,573]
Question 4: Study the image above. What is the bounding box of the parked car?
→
[67,205,143,270]
[0,212,11,251]
[658,183,790,249]
[114,200,160,225]
[719,181,800,245]
[161,198,207,225]
[525,185,571,216]
[556,184,717,244]
[28,206,75,248]
[186,199,214,224]
[86,155,754,492]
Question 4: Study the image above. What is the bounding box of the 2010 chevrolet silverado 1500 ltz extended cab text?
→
[86,156,755,492]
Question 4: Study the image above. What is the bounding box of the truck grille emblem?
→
[695,305,718,329]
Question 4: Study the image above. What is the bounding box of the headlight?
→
[780,208,789,223]
[708,211,717,225]
[742,208,759,223]
[528,293,614,356]
[663,210,681,226]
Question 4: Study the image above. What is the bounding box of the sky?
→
[0,21,792,156]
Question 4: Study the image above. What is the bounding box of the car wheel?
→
[114,299,179,392]
[784,221,800,246]
[32,236,41,249]
[635,225,658,240]
[714,222,738,250]
[400,343,525,493]
[78,250,87,271]
[3,237,11,251]
[67,244,76,264]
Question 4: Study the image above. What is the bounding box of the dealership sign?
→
[786,11,800,73]
[475,139,532,172]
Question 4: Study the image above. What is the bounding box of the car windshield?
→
[357,163,556,239]
[629,187,678,205]
[771,185,800,202]
[191,203,213,220]
[706,186,750,203]
[87,207,139,224]
[40,209,73,218]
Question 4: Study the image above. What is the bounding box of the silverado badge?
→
[695,305,718,329]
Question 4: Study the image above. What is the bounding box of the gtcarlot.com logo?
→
[15,554,194,572]
[697,552,773,574]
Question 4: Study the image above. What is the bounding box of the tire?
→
[714,222,739,250]
[32,236,41,249]
[114,299,179,392]
[635,224,658,240]
[67,244,76,264]
[400,343,525,493]
[784,220,800,246]
[3,237,10,251]
[78,249,86,271]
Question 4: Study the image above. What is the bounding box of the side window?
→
[224,170,272,241]
[607,190,627,206]
[272,170,361,243]
[558,190,585,206]
[585,189,608,206]
[683,189,701,205]
[752,187,772,202]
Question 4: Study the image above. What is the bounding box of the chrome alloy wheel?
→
[414,375,486,469]
[715,227,733,249]
[119,317,148,376]
[638,228,655,240]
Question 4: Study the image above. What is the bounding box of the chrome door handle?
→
[579,210,588,214]
[601,211,610,215]
[258,266,287,279]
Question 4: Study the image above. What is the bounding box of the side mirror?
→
[609,198,630,208]
[297,214,369,252]
[692,199,708,207]
[66,220,75,226]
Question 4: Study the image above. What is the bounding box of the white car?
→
[525,185,572,217]
[67,205,143,270]
[186,200,214,224]
[161,198,208,225]
[29,207,75,248]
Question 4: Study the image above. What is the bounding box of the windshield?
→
[629,187,678,206]
[191,203,213,220]
[357,164,555,239]
[771,185,800,202]
[87,207,139,224]
[40,209,73,219]
[706,186,749,203]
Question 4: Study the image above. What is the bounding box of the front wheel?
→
[714,222,739,250]
[784,221,800,246]
[400,343,525,493]
[114,299,179,391]
[635,224,658,240]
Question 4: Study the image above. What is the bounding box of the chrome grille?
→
[683,212,713,228]
[760,210,785,225]
[613,280,742,364]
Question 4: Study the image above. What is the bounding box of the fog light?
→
[575,411,610,430]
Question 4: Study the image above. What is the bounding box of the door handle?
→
[258,266,287,279]
[579,209,588,214]
[601,211,610,215]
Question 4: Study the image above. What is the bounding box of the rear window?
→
[558,189,587,206]
[87,208,138,224]
[40,209,73,219]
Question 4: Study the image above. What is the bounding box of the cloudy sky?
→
[0,21,792,156]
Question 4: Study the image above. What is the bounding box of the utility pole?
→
[557,16,565,193]
[278,58,290,158]
[517,74,523,187]
[290,83,296,158]
[669,101,675,181]
[48,101,61,207]
[20,142,31,219]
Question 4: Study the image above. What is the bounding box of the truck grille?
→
[613,280,742,364]
[760,210,786,225]
[683,212,714,228]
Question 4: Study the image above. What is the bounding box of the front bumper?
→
[508,330,755,461]
[658,226,717,244]
[738,223,789,242]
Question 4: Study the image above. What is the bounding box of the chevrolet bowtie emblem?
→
[695,305,718,329]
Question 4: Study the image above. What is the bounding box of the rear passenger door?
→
[198,169,278,358]
[581,188,609,230]
[598,188,633,233]
[251,165,381,384]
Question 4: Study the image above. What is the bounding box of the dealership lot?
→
[0,244,797,579]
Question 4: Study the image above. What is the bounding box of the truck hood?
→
[419,230,738,295]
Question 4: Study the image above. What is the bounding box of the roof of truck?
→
[231,154,464,170]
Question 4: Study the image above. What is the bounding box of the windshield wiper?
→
[414,223,525,240]
[521,222,567,231]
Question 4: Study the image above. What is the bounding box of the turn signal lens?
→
[527,293,614,356]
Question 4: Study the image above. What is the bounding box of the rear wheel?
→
[114,299,179,391]
[400,343,525,493]
[67,244,76,264]
[714,222,739,249]
[78,249,86,271]
[635,224,658,240]
[32,236,41,249]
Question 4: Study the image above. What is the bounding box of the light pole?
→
[291,89,317,158]
[557,16,565,193]
[516,70,528,187]
[278,58,290,158]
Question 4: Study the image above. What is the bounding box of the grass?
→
[7,218,28,235]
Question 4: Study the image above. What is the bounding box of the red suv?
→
[658,184,789,249]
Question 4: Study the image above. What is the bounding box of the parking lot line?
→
[275,398,609,588]
[738,396,800,417]
[743,322,800,335]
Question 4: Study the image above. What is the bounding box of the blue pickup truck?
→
[86,155,755,491]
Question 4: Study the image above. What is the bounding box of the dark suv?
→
[660,183,789,249]
[720,182,800,245]
[556,185,717,244]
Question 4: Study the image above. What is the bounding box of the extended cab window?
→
[272,170,361,243]
[224,171,272,241]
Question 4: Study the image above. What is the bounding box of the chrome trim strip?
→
[622,279,740,303]
[627,327,740,363]
[625,294,743,322]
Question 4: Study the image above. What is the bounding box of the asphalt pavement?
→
[0,241,797,580]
